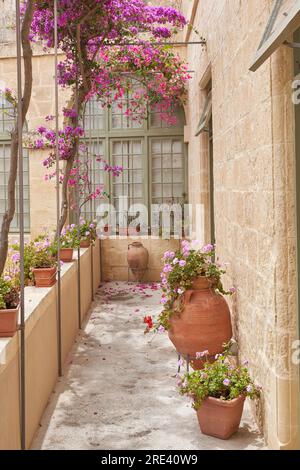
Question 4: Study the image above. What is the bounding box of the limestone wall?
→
[182,0,300,449]
[101,237,180,282]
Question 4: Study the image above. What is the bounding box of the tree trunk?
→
[0,1,35,276]
[58,88,87,234]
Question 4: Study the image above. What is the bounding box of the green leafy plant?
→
[78,218,98,243]
[59,224,80,249]
[11,235,56,285]
[178,348,260,410]
[155,241,236,331]
[0,277,20,310]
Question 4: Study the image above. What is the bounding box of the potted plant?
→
[0,276,20,337]
[11,235,57,287]
[78,218,98,247]
[146,241,235,369]
[178,349,261,439]
[30,240,57,287]
[59,225,80,262]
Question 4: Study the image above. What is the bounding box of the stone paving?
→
[31,282,266,450]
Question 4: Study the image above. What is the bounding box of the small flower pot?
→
[0,307,19,337]
[33,266,57,288]
[60,248,74,262]
[80,239,90,248]
[196,395,245,440]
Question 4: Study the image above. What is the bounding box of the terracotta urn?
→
[60,248,74,262]
[33,266,57,288]
[0,307,19,337]
[127,242,149,281]
[168,276,232,369]
[197,395,245,440]
[80,239,90,248]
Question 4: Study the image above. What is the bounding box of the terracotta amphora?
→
[168,276,232,369]
[127,242,149,281]
[197,395,245,439]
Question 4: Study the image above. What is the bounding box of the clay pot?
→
[127,242,149,281]
[0,307,19,337]
[33,266,57,288]
[60,248,74,262]
[197,395,245,439]
[168,276,232,369]
[80,239,90,248]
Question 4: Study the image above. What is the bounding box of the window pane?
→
[112,139,143,225]
[84,98,105,131]
[111,82,143,130]
[149,105,184,129]
[150,137,185,206]
[79,138,107,222]
[0,142,30,232]
[0,95,16,133]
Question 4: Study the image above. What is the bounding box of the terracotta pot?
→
[60,248,74,262]
[168,276,232,369]
[0,307,19,337]
[127,242,149,281]
[33,266,57,288]
[80,239,90,248]
[197,395,245,439]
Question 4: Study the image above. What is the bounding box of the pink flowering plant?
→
[1,87,18,110]
[78,218,98,243]
[26,0,193,232]
[156,241,235,331]
[178,348,260,410]
[11,235,56,284]
[59,225,80,249]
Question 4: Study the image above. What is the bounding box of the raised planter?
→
[60,248,74,263]
[33,266,57,288]
[0,307,19,337]
[197,395,245,440]
[168,276,232,369]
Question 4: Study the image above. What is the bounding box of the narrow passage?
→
[31,282,265,450]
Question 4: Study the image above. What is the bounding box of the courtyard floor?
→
[31,282,266,450]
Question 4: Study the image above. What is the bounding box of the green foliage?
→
[78,218,98,243]
[0,277,19,310]
[12,235,56,285]
[178,350,261,410]
[59,224,80,249]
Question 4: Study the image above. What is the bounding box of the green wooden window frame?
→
[0,94,30,232]
[81,97,187,229]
